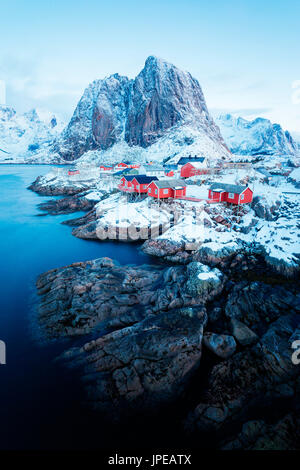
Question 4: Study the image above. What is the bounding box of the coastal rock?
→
[203,332,236,359]
[142,239,191,262]
[186,262,224,297]
[225,281,300,332]
[230,319,258,346]
[186,314,300,438]
[64,307,206,413]
[36,257,220,338]
[252,196,279,221]
[37,194,97,215]
[221,413,300,450]
[28,174,93,196]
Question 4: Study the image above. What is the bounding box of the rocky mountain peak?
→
[54,57,229,161]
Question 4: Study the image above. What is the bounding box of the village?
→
[68,156,255,206]
[33,152,299,275]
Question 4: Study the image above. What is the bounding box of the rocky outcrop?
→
[63,307,206,414]
[36,257,226,338]
[28,175,90,196]
[220,412,300,450]
[203,332,236,359]
[38,194,97,215]
[225,281,300,332]
[186,313,300,439]
[252,196,280,221]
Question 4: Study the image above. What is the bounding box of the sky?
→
[0,0,299,132]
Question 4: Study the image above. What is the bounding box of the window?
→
[148,187,151,193]
[228,193,234,199]
[163,189,168,194]
[240,194,244,200]
[155,189,158,195]
[136,184,139,190]
[143,185,147,189]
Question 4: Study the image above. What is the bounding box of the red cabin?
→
[100,165,114,171]
[180,161,208,178]
[164,170,175,177]
[208,183,253,204]
[147,179,186,199]
[116,162,129,169]
[118,175,136,192]
[116,162,141,169]
[68,169,80,176]
[131,176,158,193]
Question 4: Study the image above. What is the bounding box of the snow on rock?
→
[52,56,230,163]
[0,105,65,163]
[216,114,298,158]
[186,261,224,297]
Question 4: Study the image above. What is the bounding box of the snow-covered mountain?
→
[216,114,298,158]
[0,105,64,163]
[53,56,230,164]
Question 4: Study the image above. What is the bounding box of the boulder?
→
[230,319,258,346]
[203,332,236,359]
[186,262,224,297]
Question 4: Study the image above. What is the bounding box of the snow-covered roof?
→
[210,182,250,194]
[177,156,205,165]
[153,179,186,189]
[132,175,158,184]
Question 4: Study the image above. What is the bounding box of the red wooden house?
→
[208,183,253,204]
[68,169,80,176]
[100,164,114,171]
[180,160,208,178]
[118,175,136,192]
[116,162,141,169]
[147,179,186,199]
[131,176,158,194]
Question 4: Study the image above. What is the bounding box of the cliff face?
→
[125,56,222,148]
[54,56,228,161]
[216,114,299,157]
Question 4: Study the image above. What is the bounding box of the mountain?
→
[216,114,298,157]
[0,105,64,163]
[291,132,300,150]
[53,56,230,163]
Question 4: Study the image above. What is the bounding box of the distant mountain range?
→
[216,114,298,157]
[1,57,299,165]
[0,105,64,163]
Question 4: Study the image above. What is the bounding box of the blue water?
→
[0,165,153,450]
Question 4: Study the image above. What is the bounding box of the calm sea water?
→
[0,165,154,450]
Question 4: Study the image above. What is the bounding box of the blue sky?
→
[0,0,299,131]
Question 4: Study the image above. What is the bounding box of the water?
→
[0,165,153,450]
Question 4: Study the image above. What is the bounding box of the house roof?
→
[164,164,178,170]
[145,164,165,171]
[122,175,136,181]
[132,175,159,184]
[183,161,206,169]
[177,156,205,165]
[209,182,250,194]
[256,167,272,177]
[152,179,186,189]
